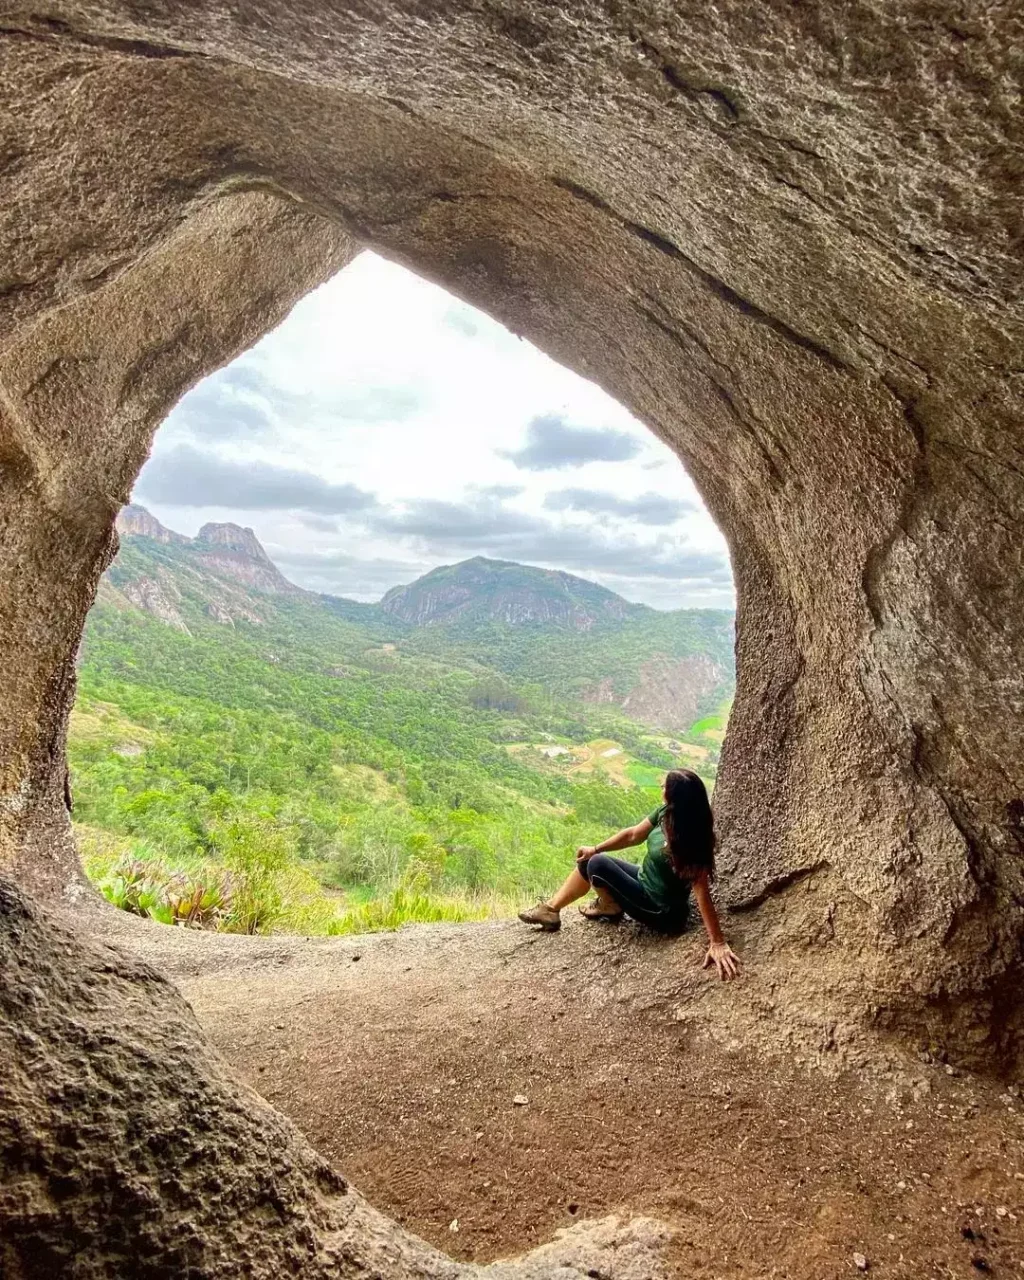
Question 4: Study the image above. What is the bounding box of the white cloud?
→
[136,251,733,610]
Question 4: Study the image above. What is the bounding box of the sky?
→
[134,251,734,611]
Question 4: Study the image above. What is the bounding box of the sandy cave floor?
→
[102,910,1024,1280]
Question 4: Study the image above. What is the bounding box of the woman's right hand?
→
[576,845,597,861]
[702,942,741,981]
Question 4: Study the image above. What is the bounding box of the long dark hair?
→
[660,769,715,882]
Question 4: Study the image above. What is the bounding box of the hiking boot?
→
[518,901,561,931]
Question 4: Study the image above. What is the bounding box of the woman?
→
[518,768,741,980]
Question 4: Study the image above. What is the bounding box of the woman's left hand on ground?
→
[703,942,741,981]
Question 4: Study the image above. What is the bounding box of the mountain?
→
[101,506,733,733]
[106,507,306,632]
[117,504,189,545]
[73,507,734,934]
[380,557,641,630]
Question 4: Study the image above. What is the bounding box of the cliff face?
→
[108,508,305,625]
[192,522,300,596]
[115,504,188,545]
[119,575,192,635]
[620,655,725,732]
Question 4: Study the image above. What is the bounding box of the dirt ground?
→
[110,912,1024,1279]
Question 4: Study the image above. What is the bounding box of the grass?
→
[75,823,518,938]
[326,885,496,935]
[688,714,726,736]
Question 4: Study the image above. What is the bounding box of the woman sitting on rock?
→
[518,768,740,980]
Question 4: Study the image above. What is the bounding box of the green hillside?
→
[380,556,640,628]
[71,512,734,937]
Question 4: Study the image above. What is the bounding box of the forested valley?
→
[71,509,733,936]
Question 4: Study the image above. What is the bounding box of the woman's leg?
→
[547,864,592,911]
[518,856,618,929]
[518,859,594,928]
[586,854,683,930]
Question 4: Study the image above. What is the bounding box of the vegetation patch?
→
[72,534,733,937]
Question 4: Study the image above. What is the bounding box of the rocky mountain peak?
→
[115,504,187,545]
[380,557,644,630]
[196,522,273,565]
[114,509,302,606]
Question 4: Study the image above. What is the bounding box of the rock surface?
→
[0,2,1023,1273]
[0,877,672,1278]
[116,504,188,545]
[192,522,302,596]
[108,905,1024,1279]
[620,654,727,733]
[109,508,304,625]
[119,573,192,634]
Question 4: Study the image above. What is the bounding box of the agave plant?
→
[100,857,232,930]
[164,869,232,929]
[101,858,165,917]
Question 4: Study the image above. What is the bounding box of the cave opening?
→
[2,7,1023,1275]
[74,247,736,937]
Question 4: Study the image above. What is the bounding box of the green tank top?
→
[638,805,692,913]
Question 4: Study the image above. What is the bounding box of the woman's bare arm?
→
[692,874,741,980]
[577,818,653,859]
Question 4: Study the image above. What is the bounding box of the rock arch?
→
[0,0,1022,1268]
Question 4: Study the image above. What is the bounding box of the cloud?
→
[297,514,340,533]
[167,367,278,440]
[475,483,525,500]
[499,414,643,471]
[443,305,482,338]
[370,495,543,541]
[267,546,433,600]
[511,529,730,584]
[353,491,730,586]
[442,302,521,352]
[135,444,380,515]
[270,546,425,575]
[167,361,427,444]
[543,487,694,526]
[326,383,425,422]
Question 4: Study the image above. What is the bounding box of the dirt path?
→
[109,913,1024,1279]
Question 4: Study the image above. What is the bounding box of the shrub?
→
[212,812,294,935]
[96,855,231,929]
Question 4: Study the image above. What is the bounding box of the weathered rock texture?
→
[0,877,672,1278]
[619,654,728,733]
[0,0,1022,1269]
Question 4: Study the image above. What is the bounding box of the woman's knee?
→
[587,852,613,879]
[576,856,593,882]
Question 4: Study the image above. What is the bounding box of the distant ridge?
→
[381,556,643,631]
[115,508,651,630]
[107,505,734,732]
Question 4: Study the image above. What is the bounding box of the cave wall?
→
[1,0,1022,1058]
